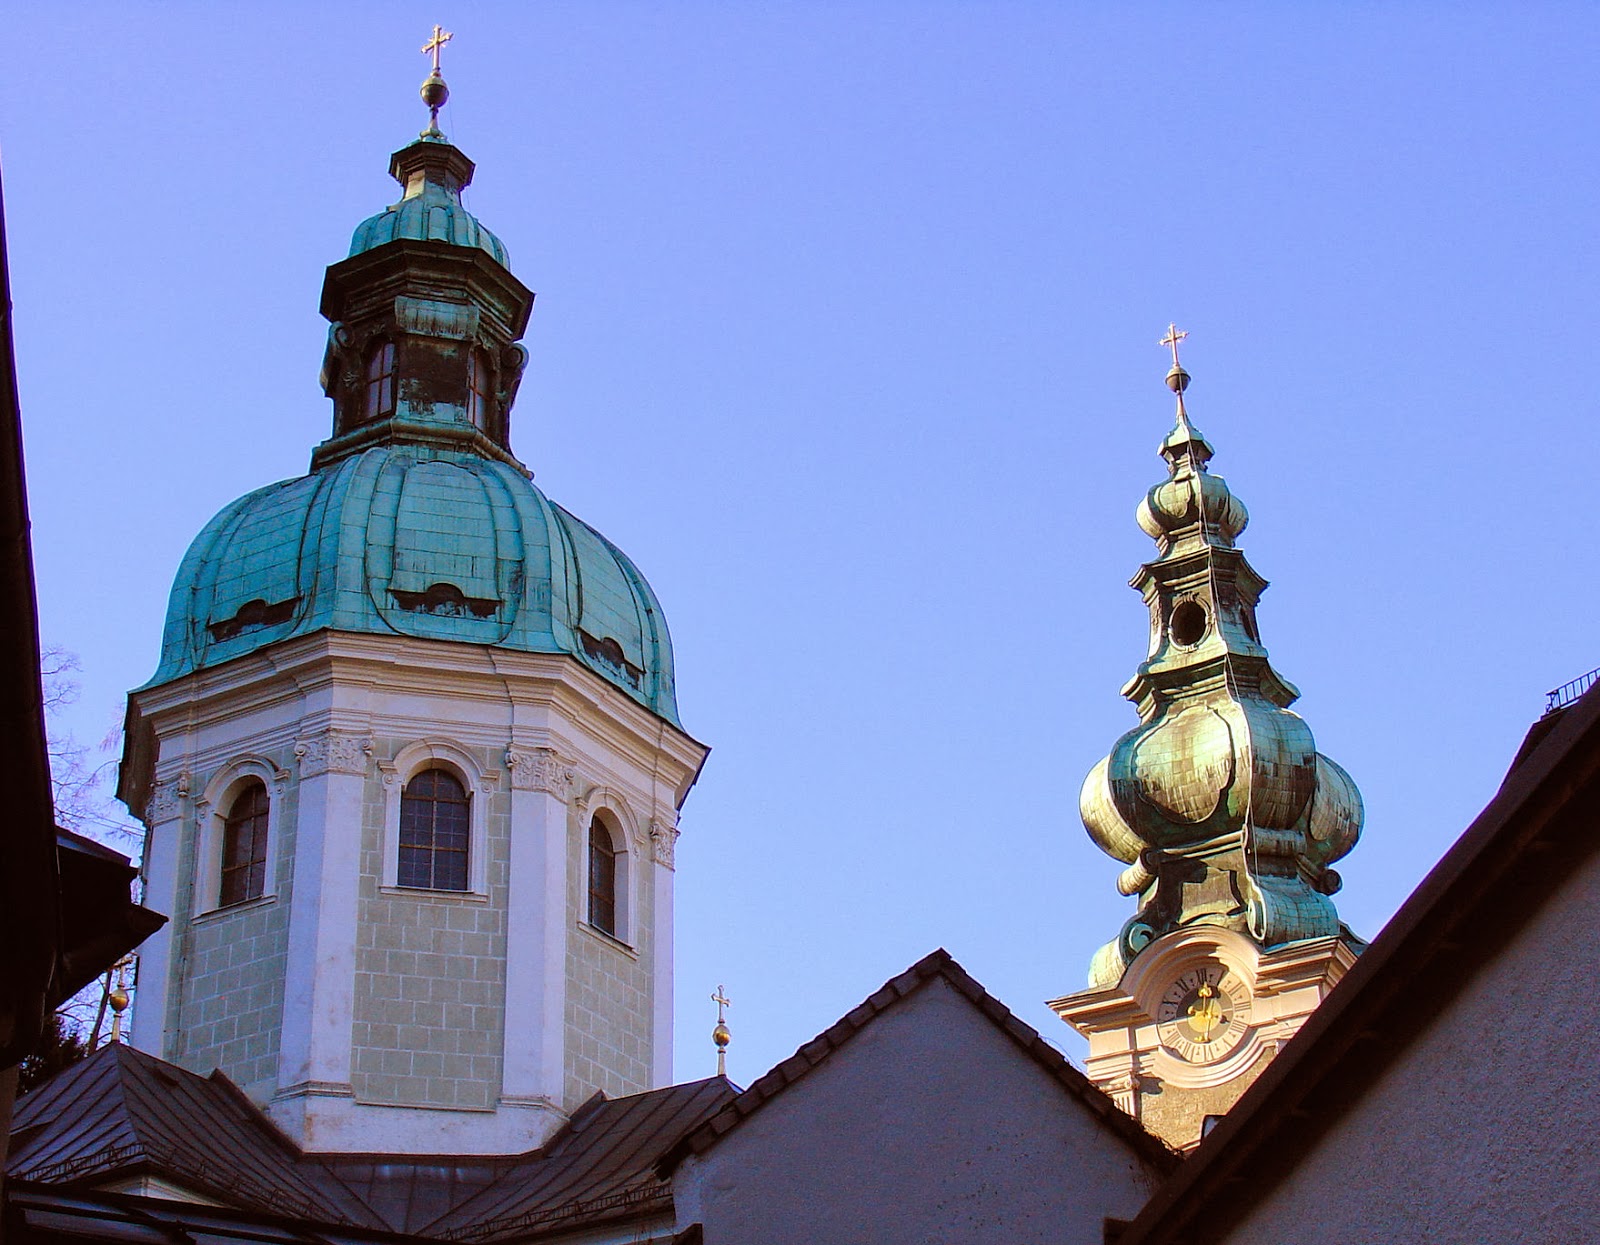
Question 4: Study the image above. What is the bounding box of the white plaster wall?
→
[674,976,1165,1245]
[1222,844,1600,1245]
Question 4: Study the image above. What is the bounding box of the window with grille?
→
[364,340,397,421]
[588,817,619,937]
[398,768,470,891]
[220,781,270,906]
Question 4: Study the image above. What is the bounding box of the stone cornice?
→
[134,630,710,806]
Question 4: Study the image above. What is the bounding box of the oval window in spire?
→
[364,340,397,422]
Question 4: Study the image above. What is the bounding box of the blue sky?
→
[7,4,1599,1085]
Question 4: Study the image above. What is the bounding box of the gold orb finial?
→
[1159,323,1193,422]
[711,985,732,1077]
[107,955,133,1044]
[419,25,455,139]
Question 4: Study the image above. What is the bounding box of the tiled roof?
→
[658,948,1178,1174]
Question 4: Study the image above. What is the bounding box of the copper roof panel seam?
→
[421,1083,729,1234]
[11,1058,125,1159]
[13,1099,136,1175]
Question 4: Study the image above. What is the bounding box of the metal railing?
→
[1545,667,1600,715]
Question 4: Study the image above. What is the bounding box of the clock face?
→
[1154,964,1251,1064]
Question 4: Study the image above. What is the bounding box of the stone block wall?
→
[170,752,296,1097]
[351,741,511,1110]
[564,804,655,1105]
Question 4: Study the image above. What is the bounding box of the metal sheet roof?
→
[8,1044,735,1242]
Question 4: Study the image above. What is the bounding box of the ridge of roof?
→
[657,948,1178,1177]
[1119,680,1600,1245]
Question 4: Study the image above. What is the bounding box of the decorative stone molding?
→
[147,771,191,823]
[649,819,680,868]
[505,747,574,797]
[294,731,373,777]
[1106,1071,1157,1118]
[395,295,481,341]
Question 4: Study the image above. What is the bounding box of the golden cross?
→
[712,985,731,1024]
[422,24,454,73]
[1159,323,1188,370]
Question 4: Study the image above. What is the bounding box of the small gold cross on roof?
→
[711,985,731,1024]
[1160,323,1188,370]
[422,24,454,73]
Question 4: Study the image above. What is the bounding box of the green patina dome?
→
[348,138,510,267]
[144,123,680,726]
[148,444,680,725]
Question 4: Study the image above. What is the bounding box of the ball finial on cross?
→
[419,25,455,138]
[711,986,732,1077]
[1159,323,1193,417]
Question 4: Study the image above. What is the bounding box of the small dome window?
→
[467,348,492,431]
[398,768,470,891]
[364,340,397,422]
[220,780,270,906]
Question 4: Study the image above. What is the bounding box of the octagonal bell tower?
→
[118,60,707,1155]
[1050,330,1364,1151]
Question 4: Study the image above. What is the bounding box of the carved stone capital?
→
[294,730,373,777]
[650,818,680,868]
[505,746,574,797]
[1106,1072,1153,1117]
[146,771,190,824]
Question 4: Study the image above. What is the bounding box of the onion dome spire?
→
[1076,329,1364,987]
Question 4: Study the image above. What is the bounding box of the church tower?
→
[116,55,708,1155]
[1050,331,1363,1151]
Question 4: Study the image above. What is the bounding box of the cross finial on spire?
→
[711,985,732,1078]
[1160,323,1187,370]
[418,25,454,139]
[422,24,454,73]
[1159,323,1193,424]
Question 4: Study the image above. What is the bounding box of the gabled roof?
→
[1119,682,1600,1245]
[8,1043,737,1242]
[659,948,1178,1175]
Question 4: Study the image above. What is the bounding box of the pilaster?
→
[270,727,370,1139]
[500,745,573,1137]
[131,769,188,1056]
[649,815,679,1085]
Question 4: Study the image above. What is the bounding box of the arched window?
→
[588,816,619,937]
[364,340,397,422]
[399,768,470,891]
[467,348,492,431]
[219,781,270,907]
